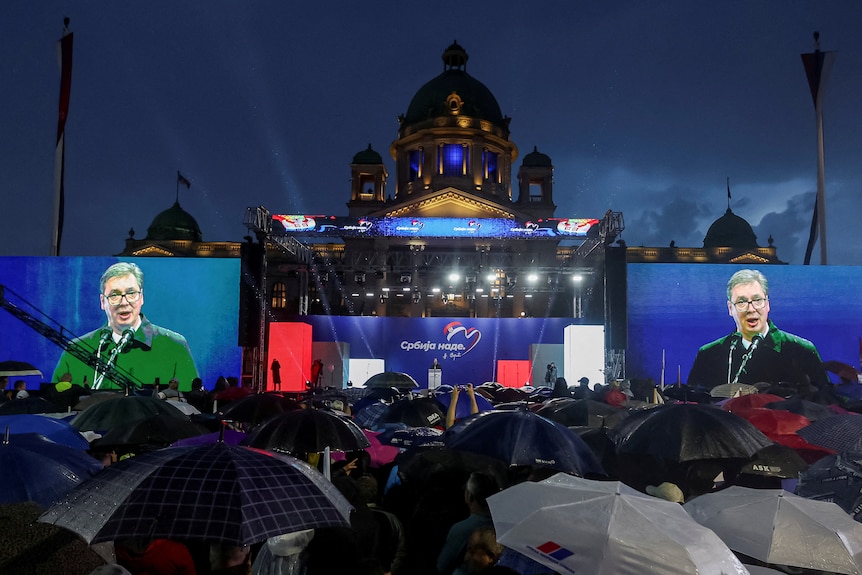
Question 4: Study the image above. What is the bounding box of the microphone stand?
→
[93,335,131,391]
[730,337,762,385]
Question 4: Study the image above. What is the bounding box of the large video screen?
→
[626,264,862,386]
[0,257,241,392]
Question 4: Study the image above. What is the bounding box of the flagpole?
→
[801,31,836,265]
[51,18,74,256]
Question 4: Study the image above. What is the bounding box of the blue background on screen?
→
[627,264,862,384]
[0,257,241,389]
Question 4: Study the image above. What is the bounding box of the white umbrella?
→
[684,486,862,575]
[488,472,644,539]
[490,475,750,575]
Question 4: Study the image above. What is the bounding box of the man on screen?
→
[687,269,828,390]
[52,262,199,391]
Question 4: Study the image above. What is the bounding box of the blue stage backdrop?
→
[0,257,241,390]
[303,316,583,385]
[626,264,862,385]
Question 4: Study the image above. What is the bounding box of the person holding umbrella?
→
[687,269,828,391]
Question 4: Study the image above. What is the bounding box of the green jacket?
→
[52,314,199,392]
[687,320,828,389]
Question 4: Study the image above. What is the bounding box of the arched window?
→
[271,281,287,309]
[439,143,467,176]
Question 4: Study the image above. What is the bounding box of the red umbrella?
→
[720,394,786,413]
[732,408,811,438]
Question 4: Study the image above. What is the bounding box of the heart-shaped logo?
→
[443,321,482,356]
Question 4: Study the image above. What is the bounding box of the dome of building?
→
[522,146,552,167]
[403,42,505,130]
[352,144,383,164]
[146,201,202,242]
[703,208,758,249]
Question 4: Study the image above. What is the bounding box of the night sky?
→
[3,2,861,265]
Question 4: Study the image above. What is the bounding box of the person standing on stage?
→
[52,262,199,391]
[687,269,827,390]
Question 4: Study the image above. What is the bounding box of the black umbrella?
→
[443,407,604,476]
[764,397,837,422]
[0,396,60,415]
[739,443,809,479]
[397,446,509,490]
[39,442,353,546]
[70,395,187,432]
[92,413,208,454]
[0,360,42,377]
[536,398,628,428]
[613,403,773,463]
[364,372,419,389]
[242,407,370,455]
[797,452,862,521]
[216,392,301,427]
[383,397,445,428]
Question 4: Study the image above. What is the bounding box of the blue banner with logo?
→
[305,316,580,385]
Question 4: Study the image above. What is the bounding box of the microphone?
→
[97,329,112,350]
[729,333,741,353]
[749,334,764,352]
[116,328,135,352]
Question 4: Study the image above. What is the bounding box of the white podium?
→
[428,369,442,391]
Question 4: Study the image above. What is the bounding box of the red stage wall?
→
[497,360,532,388]
[267,322,312,392]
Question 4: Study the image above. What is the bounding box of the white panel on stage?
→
[563,325,605,389]
[350,359,385,388]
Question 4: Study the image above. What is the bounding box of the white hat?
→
[16,390,29,399]
[646,482,684,504]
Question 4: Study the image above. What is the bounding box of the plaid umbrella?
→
[352,401,388,430]
[764,397,838,422]
[38,442,352,546]
[798,414,862,454]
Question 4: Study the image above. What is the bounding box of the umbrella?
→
[39,442,353,546]
[535,398,627,428]
[0,360,42,377]
[0,501,107,575]
[684,486,862,574]
[824,360,860,383]
[329,430,399,468]
[493,477,749,575]
[72,391,124,411]
[613,403,773,463]
[216,392,301,427]
[709,383,760,398]
[443,406,604,476]
[434,388,494,419]
[382,397,445,428]
[797,414,862,453]
[730,407,811,438]
[571,426,620,480]
[739,443,809,479]
[764,396,837,421]
[70,395,187,432]
[212,385,254,405]
[0,395,61,415]
[396,446,509,490]
[92,413,208,453]
[352,401,388,430]
[364,372,419,389]
[797,452,862,520]
[720,393,788,412]
[242,407,370,455]
[0,432,103,507]
[377,425,445,448]
[661,385,714,404]
[0,414,90,450]
[172,427,247,446]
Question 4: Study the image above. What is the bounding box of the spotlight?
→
[412,292,421,304]
[354,272,366,284]
[400,273,412,284]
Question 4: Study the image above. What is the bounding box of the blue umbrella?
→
[377,425,444,448]
[0,431,103,507]
[0,414,90,450]
[443,406,604,476]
